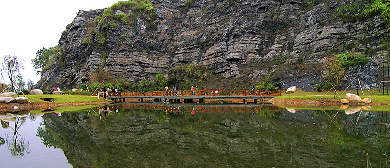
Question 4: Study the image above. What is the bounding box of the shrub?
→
[89,83,100,92]
[17,89,29,95]
[265,83,276,91]
[79,84,88,90]
[43,90,52,94]
[316,83,324,92]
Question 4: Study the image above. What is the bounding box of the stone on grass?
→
[0,92,15,97]
[29,89,43,95]
[286,86,296,93]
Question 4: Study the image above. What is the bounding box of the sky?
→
[0,0,120,85]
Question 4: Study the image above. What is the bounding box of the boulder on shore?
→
[0,97,14,103]
[15,97,29,104]
[345,93,361,104]
[286,86,296,93]
[30,89,43,95]
[0,92,15,97]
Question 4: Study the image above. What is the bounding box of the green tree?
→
[1,55,24,92]
[32,47,59,75]
[155,73,168,87]
[336,51,370,95]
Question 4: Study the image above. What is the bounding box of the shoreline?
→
[1,98,388,114]
[0,101,110,114]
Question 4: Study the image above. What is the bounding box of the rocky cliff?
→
[36,0,387,91]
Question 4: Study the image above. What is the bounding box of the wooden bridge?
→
[107,89,282,104]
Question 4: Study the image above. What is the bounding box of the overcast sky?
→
[0,0,120,85]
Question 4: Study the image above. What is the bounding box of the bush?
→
[324,82,332,90]
[265,83,276,91]
[17,89,29,95]
[316,83,324,92]
[256,81,266,91]
[43,90,52,94]
[89,83,100,92]
[274,81,283,89]
[79,84,88,90]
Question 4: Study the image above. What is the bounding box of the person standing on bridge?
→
[191,86,194,95]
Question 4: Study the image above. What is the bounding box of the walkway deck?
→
[107,89,281,104]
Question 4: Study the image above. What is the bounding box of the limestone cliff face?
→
[36,0,385,91]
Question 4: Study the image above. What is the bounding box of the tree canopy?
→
[336,51,370,69]
[32,47,59,74]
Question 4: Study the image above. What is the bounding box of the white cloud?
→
[0,0,119,85]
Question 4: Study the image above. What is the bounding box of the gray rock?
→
[33,2,387,92]
[15,97,29,104]
[0,92,15,97]
[0,97,14,103]
[30,89,43,95]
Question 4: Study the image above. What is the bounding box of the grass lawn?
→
[25,94,111,103]
[276,89,390,104]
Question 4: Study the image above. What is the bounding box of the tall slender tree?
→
[1,55,24,92]
[336,51,369,95]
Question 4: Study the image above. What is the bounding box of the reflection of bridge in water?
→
[107,102,282,114]
[107,89,282,104]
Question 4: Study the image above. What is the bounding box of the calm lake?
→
[0,103,389,167]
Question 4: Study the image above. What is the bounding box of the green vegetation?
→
[335,0,390,29]
[336,51,370,95]
[362,0,390,28]
[32,46,63,74]
[276,88,390,104]
[90,0,155,44]
[25,94,109,103]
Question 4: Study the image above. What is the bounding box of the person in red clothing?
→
[191,86,194,95]
[191,107,195,115]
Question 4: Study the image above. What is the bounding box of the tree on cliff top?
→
[32,47,59,75]
[1,55,24,92]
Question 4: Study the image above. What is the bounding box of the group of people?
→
[98,87,119,99]
[50,87,61,94]
[164,85,196,96]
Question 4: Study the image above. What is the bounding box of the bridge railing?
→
[108,89,281,97]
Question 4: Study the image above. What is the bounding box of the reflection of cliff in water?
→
[38,104,389,167]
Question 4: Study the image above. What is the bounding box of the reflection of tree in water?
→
[4,116,31,157]
[0,137,4,146]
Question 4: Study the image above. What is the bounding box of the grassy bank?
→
[276,89,390,104]
[25,94,111,103]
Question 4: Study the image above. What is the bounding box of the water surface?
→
[0,104,389,167]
